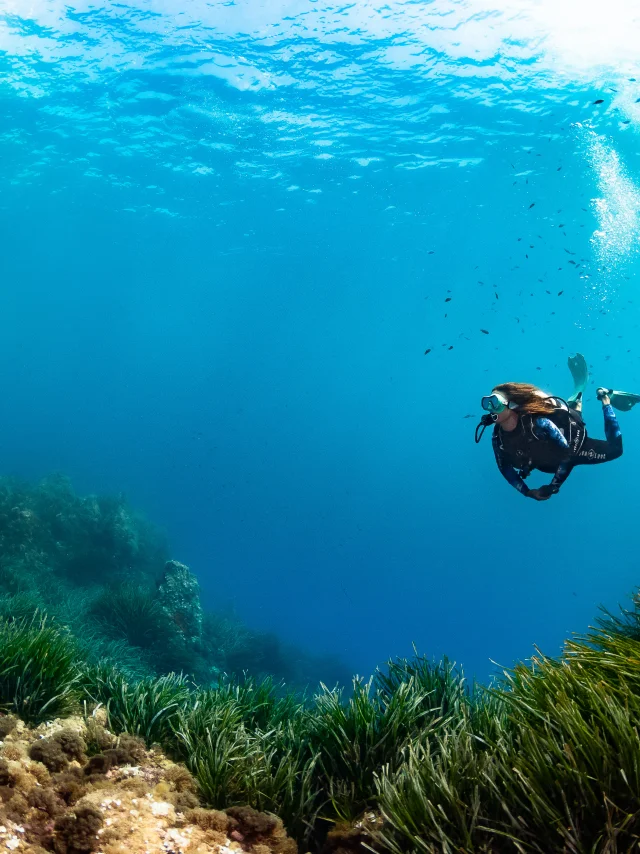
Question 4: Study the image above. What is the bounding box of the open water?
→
[2,0,640,683]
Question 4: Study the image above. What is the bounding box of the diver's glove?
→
[527,484,558,501]
[527,489,548,501]
[530,484,559,500]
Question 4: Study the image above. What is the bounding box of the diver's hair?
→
[493,382,557,417]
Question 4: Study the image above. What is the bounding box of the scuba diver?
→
[476,354,640,501]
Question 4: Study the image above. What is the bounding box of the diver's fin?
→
[567,353,589,407]
[609,390,640,412]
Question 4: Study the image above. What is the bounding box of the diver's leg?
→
[601,402,623,458]
[574,398,622,465]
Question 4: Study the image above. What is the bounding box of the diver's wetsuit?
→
[492,403,622,497]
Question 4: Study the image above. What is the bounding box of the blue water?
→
[2,0,640,683]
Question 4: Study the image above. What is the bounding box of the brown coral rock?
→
[0,716,18,739]
[321,814,384,854]
[53,731,87,764]
[29,740,68,773]
[224,807,297,854]
[0,716,298,854]
[53,806,103,854]
[28,786,64,817]
[0,759,15,787]
[186,808,230,833]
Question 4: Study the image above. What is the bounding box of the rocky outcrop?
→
[0,713,297,854]
[156,561,203,645]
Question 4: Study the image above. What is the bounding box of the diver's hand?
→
[528,488,551,501]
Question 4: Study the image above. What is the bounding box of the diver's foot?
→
[568,391,583,413]
[597,387,612,405]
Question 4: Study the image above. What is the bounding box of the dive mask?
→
[481,392,518,414]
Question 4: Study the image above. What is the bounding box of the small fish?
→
[445,297,451,302]
[448,345,454,350]
[480,329,489,334]
[495,292,499,300]
[557,166,562,171]
[558,291,563,296]
[593,99,604,104]
[424,349,431,355]
[529,203,535,209]
[463,414,474,419]
[546,290,551,294]
[428,250,435,254]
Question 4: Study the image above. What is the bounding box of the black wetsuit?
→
[493,401,622,497]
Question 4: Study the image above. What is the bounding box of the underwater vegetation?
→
[3,612,640,850]
[0,615,80,724]
[3,475,640,850]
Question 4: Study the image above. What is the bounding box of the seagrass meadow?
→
[1,476,640,853]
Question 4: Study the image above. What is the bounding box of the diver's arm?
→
[534,417,572,495]
[492,430,531,497]
[549,460,574,492]
[534,417,570,450]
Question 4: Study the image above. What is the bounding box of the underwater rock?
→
[0,714,297,854]
[321,814,383,854]
[156,560,204,644]
[0,474,349,687]
[0,717,18,741]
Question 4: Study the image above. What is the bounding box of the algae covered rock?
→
[0,714,298,854]
[156,560,203,644]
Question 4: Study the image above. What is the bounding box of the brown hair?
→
[493,382,557,417]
